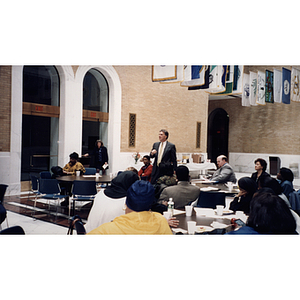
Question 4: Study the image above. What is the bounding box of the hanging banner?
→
[232,65,244,94]
[215,65,233,95]
[273,68,282,103]
[188,66,210,90]
[256,71,266,105]
[180,65,207,87]
[241,73,250,107]
[282,67,291,104]
[290,67,300,102]
[159,65,184,84]
[152,65,177,81]
[249,71,258,106]
[206,65,226,93]
[265,70,274,103]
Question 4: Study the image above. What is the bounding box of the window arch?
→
[82,69,109,155]
[21,66,60,180]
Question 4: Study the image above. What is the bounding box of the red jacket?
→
[138,164,153,182]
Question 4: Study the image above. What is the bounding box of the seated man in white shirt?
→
[210,155,237,184]
[158,165,201,209]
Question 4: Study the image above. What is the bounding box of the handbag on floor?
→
[67,215,86,235]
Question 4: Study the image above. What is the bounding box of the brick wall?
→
[209,89,300,155]
[0,66,11,152]
[114,65,209,154]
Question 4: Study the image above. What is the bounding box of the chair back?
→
[30,175,39,192]
[72,180,97,197]
[39,179,61,195]
[85,168,97,175]
[196,191,226,209]
[0,184,8,203]
[0,226,25,235]
[40,171,52,179]
[289,191,300,214]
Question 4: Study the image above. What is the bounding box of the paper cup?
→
[185,205,193,217]
[187,221,197,235]
[235,211,244,218]
[76,171,80,176]
[163,211,171,220]
[216,205,224,216]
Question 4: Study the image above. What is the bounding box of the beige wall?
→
[114,65,209,154]
[0,66,11,152]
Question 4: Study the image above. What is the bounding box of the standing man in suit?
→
[210,155,237,183]
[150,129,177,185]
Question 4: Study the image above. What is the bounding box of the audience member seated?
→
[277,167,294,199]
[229,177,257,214]
[88,180,172,234]
[210,155,237,183]
[227,191,297,234]
[259,176,290,208]
[250,158,270,188]
[138,155,153,182]
[158,165,200,209]
[84,171,139,232]
[154,163,177,199]
[62,152,86,175]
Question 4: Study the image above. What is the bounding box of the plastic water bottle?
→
[168,198,174,216]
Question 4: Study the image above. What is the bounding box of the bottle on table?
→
[168,197,174,216]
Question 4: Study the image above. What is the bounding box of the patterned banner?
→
[188,66,210,90]
[282,67,291,104]
[265,70,274,103]
[256,71,266,105]
[290,67,300,102]
[232,65,244,94]
[159,65,184,84]
[242,73,250,106]
[206,65,226,93]
[249,71,258,106]
[215,65,233,95]
[273,68,282,103]
[180,65,207,87]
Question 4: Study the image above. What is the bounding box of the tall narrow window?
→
[196,122,201,148]
[129,113,136,147]
[82,69,109,155]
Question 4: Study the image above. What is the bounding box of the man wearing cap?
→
[158,165,201,209]
[88,180,172,234]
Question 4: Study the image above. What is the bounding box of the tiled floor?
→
[1,192,93,234]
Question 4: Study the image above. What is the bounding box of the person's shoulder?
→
[226,226,259,235]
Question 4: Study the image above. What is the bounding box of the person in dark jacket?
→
[84,139,108,174]
[230,177,257,214]
[250,158,270,188]
[228,191,297,234]
[277,167,294,199]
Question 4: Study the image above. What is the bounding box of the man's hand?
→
[151,149,157,155]
[168,217,179,228]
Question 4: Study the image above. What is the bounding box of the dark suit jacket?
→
[150,141,177,184]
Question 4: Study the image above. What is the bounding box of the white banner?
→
[152,65,177,81]
[249,71,258,106]
[291,67,300,102]
[256,70,266,105]
[241,73,250,106]
[273,68,282,103]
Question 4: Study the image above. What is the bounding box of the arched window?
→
[22,66,60,180]
[82,69,109,155]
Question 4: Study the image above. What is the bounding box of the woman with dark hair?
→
[229,177,257,214]
[277,167,294,199]
[250,158,270,187]
[228,192,297,234]
[84,139,108,174]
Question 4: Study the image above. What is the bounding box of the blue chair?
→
[29,175,41,219]
[84,168,97,175]
[70,180,97,218]
[39,178,68,222]
[40,171,52,179]
[196,191,226,209]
